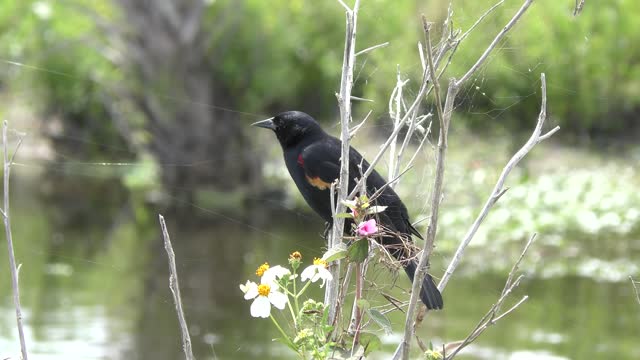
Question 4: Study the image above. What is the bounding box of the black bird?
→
[252,111,443,310]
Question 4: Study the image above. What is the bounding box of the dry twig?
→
[396,20,453,360]
[355,41,389,57]
[456,0,534,87]
[631,276,640,306]
[395,2,539,359]
[444,234,536,359]
[159,214,195,360]
[574,0,586,16]
[1,121,28,360]
[439,72,559,291]
[326,0,361,326]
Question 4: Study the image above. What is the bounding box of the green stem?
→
[270,314,297,351]
[279,281,297,298]
[292,270,300,314]
[296,280,313,298]
[287,297,298,328]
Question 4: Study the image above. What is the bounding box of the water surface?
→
[0,176,638,360]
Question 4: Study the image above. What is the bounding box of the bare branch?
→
[347,8,469,199]
[336,262,354,327]
[631,276,640,306]
[2,121,28,360]
[415,331,429,353]
[397,32,457,360]
[539,126,561,142]
[439,73,557,291]
[327,0,361,326]
[424,19,445,131]
[498,234,536,303]
[393,83,425,183]
[388,68,405,181]
[456,0,533,87]
[574,0,586,16]
[417,41,427,72]
[492,295,528,323]
[402,119,432,174]
[349,110,373,138]
[395,4,539,357]
[348,261,366,347]
[350,95,374,102]
[7,135,24,168]
[358,5,457,200]
[337,0,351,12]
[158,214,195,360]
[458,0,505,44]
[355,41,389,57]
[370,165,414,202]
[347,60,432,200]
[445,234,536,359]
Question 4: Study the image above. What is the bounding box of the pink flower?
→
[357,219,378,236]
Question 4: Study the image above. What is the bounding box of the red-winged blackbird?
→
[253,111,443,310]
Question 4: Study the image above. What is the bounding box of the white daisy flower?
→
[261,265,291,284]
[300,258,333,287]
[240,280,288,318]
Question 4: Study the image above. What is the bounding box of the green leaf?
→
[335,212,354,219]
[347,239,369,263]
[367,308,392,334]
[356,299,370,311]
[322,243,348,262]
[341,199,358,209]
[358,332,382,356]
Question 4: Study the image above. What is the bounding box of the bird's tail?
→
[403,260,443,310]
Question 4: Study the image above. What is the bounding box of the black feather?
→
[253,111,443,310]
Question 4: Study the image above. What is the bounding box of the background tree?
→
[1,0,638,202]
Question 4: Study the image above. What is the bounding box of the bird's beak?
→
[251,117,276,130]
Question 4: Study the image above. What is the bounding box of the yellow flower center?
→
[313,258,328,268]
[289,251,302,260]
[257,284,271,297]
[256,263,269,276]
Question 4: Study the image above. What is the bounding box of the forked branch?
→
[327,0,361,326]
[444,234,537,359]
[396,2,543,358]
[631,276,640,306]
[159,214,195,360]
[439,73,559,292]
[2,121,28,360]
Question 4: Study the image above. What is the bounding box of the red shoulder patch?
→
[297,154,304,167]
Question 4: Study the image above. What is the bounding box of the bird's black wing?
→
[301,138,372,190]
[300,139,342,189]
[302,138,419,237]
[303,138,441,309]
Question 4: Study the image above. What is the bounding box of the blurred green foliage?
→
[1,0,638,143]
[0,0,126,159]
[442,0,640,138]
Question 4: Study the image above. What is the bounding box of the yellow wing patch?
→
[305,175,331,190]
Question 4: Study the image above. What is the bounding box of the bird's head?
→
[252,111,326,148]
